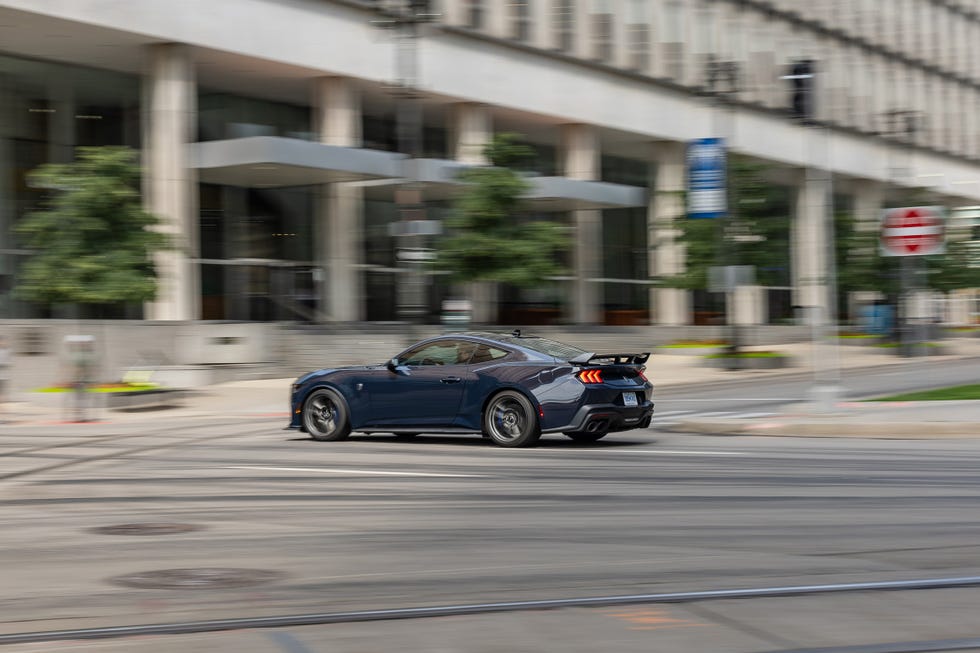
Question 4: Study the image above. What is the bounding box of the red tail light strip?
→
[577,369,603,384]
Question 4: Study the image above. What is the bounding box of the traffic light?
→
[787,59,814,122]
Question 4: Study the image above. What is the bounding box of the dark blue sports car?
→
[287,331,654,447]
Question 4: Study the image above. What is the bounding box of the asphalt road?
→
[4,406,980,651]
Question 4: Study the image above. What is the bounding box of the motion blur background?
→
[0,1,976,352]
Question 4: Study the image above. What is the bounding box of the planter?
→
[701,355,793,370]
[871,343,951,357]
[103,388,187,410]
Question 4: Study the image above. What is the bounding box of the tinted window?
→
[469,344,509,364]
[491,336,587,360]
[400,341,470,366]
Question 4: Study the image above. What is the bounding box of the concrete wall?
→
[0,320,278,392]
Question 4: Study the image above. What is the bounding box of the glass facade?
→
[0,54,140,318]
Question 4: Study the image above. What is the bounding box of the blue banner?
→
[687,138,726,219]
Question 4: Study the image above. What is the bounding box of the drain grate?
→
[110,568,284,590]
[90,523,202,536]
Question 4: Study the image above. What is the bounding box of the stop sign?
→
[880,206,945,257]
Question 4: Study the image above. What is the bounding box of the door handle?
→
[440,376,462,384]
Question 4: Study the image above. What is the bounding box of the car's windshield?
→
[492,336,587,360]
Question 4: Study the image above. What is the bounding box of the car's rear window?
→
[492,336,587,360]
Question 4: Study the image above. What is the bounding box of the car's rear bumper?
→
[543,401,654,434]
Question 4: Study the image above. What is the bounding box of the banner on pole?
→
[687,137,727,219]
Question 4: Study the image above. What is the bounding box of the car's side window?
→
[400,341,471,366]
[469,344,509,364]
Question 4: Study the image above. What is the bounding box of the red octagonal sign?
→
[880,206,945,257]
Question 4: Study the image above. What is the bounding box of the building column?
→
[853,180,885,230]
[144,43,198,321]
[791,168,831,316]
[314,76,363,322]
[561,124,602,325]
[449,103,496,324]
[649,142,690,325]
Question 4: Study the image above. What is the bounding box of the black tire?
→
[564,431,607,443]
[482,391,541,448]
[302,388,351,442]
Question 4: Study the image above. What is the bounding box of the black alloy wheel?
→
[483,390,541,448]
[303,388,352,442]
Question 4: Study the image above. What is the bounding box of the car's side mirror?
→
[387,358,409,375]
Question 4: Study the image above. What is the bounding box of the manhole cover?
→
[111,568,284,590]
[90,523,202,536]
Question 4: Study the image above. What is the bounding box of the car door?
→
[363,340,474,427]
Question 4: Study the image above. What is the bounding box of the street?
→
[3,386,980,651]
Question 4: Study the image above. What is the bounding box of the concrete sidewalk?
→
[2,337,978,436]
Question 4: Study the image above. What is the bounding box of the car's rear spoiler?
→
[569,352,650,366]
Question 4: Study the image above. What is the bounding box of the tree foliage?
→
[15,147,168,307]
[434,133,568,287]
[671,156,791,290]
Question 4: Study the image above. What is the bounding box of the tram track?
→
[2,575,980,646]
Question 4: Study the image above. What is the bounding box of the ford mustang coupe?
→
[287,331,654,447]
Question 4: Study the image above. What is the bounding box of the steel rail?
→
[766,635,980,653]
[4,575,980,646]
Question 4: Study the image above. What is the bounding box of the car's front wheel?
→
[303,388,351,442]
[483,391,540,447]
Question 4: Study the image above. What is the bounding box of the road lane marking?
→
[631,449,745,456]
[225,465,486,478]
[660,398,801,402]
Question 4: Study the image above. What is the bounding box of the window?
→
[466,0,484,29]
[591,0,613,61]
[469,344,509,364]
[626,0,651,71]
[399,340,471,366]
[492,335,587,360]
[553,0,574,52]
[510,0,531,42]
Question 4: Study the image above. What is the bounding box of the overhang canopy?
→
[359,159,647,210]
[188,136,404,187]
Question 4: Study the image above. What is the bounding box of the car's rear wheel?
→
[303,388,351,442]
[483,391,540,447]
[564,431,607,443]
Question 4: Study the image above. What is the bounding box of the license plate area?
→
[621,392,638,407]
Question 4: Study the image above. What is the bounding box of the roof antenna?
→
[512,329,521,337]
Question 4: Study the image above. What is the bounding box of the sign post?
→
[880,206,946,356]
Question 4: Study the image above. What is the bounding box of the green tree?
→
[15,147,168,313]
[671,156,792,290]
[434,133,568,287]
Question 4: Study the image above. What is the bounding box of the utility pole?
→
[782,59,842,411]
[370,1,439,325]
[704,55,742,369]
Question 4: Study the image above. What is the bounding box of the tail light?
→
[637,368,648,383]
[577,369,603,384]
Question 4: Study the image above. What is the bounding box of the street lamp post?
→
[704,55,742,369]
[782,59,842,411]
[370,1,438,325]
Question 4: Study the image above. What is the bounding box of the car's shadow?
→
[288,434,650,449]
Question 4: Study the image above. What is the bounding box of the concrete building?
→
[1,0,979,326]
